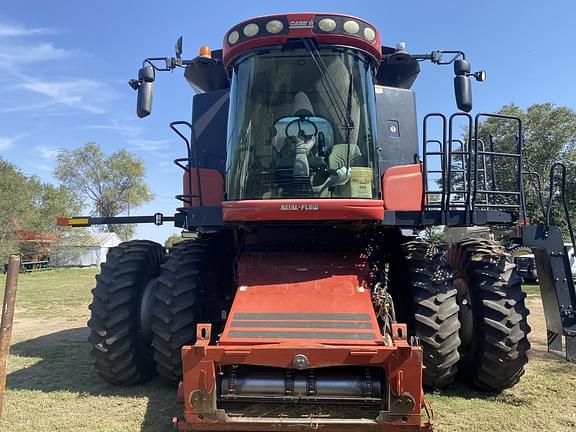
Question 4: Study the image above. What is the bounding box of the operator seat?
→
[276,92,318,197]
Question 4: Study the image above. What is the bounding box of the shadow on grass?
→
[426,380,531,406]
[7,327,176,431]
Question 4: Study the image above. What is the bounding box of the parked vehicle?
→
[514,253,538,283]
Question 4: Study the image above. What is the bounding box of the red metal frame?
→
[176,337,431,431]
[222,198,385,222]
[174,252,432,431]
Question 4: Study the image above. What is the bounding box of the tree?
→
[420,226,446,244]
[164,233,184,249]
[474,103,576,235]
[0,159,33,265]
[0,158,82,266]
[54,142,153,240]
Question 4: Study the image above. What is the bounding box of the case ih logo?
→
[280,204,319,211]
[289,20,314,29]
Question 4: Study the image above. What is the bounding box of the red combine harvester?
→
[59,12,576,431]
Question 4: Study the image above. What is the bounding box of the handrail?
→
[545,163,576,253]
[170,121,203,207]
[522,171,545,217]
[447,112,472,215]
[473,113,524,217]
[422,113,447,222]
[420,111,525,222]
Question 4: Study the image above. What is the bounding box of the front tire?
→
[151,240,212,386]
[392,240,461,389]
[88,240,164,385]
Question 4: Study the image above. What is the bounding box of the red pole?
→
[0,255,20,420]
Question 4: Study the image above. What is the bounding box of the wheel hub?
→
[139,278,157,344]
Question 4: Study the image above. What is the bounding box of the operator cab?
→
[225,46,379,200]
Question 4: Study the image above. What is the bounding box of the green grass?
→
[0,267,97,318]
[4,327,176,431]
[1,267,176,431]
[522,283,541,296]
[428,358,576,431]
[0,269,575,431]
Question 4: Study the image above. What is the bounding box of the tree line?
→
[0,142,152,267]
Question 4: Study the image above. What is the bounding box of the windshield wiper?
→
[302,39,354,140]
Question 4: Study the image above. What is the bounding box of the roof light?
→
[198,45,211,58]
[266,19,284,34]
[243,23,259,37]
[343,20,360,34]
[228,30,239,45]
[364,27,376,41]
[318,18,337,32]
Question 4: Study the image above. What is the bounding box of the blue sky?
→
[1,1,575,243]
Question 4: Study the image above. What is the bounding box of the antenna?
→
[175,36,183,61]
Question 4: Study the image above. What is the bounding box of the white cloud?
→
[0,22,50,37]
[0,134,27,151]
[0,101,60,114]
[17,77,114,114]
[35,145,59,160]
[0,42,70,68]
[84,121,143,140]
[0,136,15,150]
[84,120,172,154]
[126,138,171,152]
[0,20,114,116]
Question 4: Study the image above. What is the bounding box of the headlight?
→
[243,23,259,37]
[364,27,376,41]
[343,20,360,34]
[227,31,240,45]
[318,18,337,32]
[266,20,284,34]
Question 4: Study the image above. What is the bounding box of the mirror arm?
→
[143,57,179,72]
[409,50,465,64]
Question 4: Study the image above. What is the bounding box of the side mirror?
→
[136,66,155,118]
[454,75,472,112]
[453,59,472,112]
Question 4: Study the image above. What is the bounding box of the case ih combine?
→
[59,12,576,431]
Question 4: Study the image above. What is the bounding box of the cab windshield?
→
[226,47,378,200]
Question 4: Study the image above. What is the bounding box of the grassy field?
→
[0,269,575,431]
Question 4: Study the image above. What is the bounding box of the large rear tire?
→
[393,240,461,388]
[151,240,213,386]
[448,239,531,392]
[88,240,164,385]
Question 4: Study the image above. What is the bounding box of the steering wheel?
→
[285,117,318,139]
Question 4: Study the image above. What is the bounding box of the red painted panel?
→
[382,164,424,211]
[222,198,384,221]
[220,251,383,346]
[182,168,224,207]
